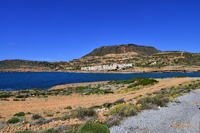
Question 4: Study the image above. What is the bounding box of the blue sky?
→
[1,0,200,62]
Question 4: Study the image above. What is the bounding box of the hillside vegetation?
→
[1,44,200,72]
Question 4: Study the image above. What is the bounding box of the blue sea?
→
[0,72,200,91]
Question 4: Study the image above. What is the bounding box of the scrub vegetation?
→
[1,78,200,133]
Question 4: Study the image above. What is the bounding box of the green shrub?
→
[102,102,113,108]
[71,107,96,119]
[16,95,28,98]
[46,114,54,117]
[56,111,60,114]
[13,98,20,101]
[0,94,12,98]
[77,122,110,133]
[108,79,134,84]
[26,112,32,115]
[64,106,72,110]
[128,77,159,87]
[14,130,34,133]
[89,105,102,110]
[109,104,138,117]
[37,128,56,133]
[173,76,188,78]
[55,115,71,121]
[7,117,20,123]
[109,77,158,86]
[136,95,169,109]
[118,87,140,93]
[14,112,25,117]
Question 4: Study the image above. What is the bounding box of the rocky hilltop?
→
[83,44,161,57]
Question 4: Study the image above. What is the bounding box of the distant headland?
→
[1,44,200,73]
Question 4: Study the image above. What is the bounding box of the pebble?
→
[110,89,200,133]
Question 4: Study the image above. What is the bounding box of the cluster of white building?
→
[81,63,133,71]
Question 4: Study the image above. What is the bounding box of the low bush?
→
[7,117,20,124]
[102,102,113,108]
[0,94,12,98]
[37,128,56,133]
[108,77,158,88]
[26,112,32,115]
[173,76,188,78]
[129,77,159,87]
[109,104,139,117]
[14,112,25,117]
[14,130,34,133]
[46,114,54,117]
[56,111,60,114]
[64,106,72,110]
[13,98,20,101]
[113,98,126,105]
[56,115,71,121]
[16,95,28,98]
[58,124,80,133]
[105,115,123,127]
[89,105,102,110]
[108,79,134,84]
[136,95,169,109]
[118,87,140,93]
[71,107,96,119]
[77,122,110,133]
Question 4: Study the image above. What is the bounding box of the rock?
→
[19,117,26,122]
[160,88,170,93]
[26,123,31,130]
[31,114,43,120]
[42,118,56,125]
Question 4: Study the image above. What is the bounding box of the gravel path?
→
[110,89,200,133]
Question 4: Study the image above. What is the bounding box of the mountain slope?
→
[0,59,64,72]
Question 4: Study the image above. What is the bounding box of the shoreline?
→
[1,72,200,92]
[1,77,200,132]
[1,66,200,73]
[1,70,200,74]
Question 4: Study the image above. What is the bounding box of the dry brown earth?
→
[1,77,199,123]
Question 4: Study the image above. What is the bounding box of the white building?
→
[81,63,133,71]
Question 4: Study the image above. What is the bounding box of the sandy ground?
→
[1,77,199,123]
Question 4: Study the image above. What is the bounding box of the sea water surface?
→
[0,72,200,91]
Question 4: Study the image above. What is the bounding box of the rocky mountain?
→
[83,44,161,57]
